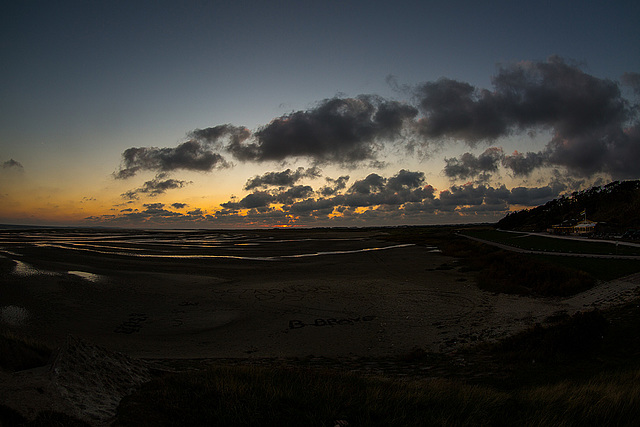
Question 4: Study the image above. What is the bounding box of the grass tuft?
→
[113,363,640,426]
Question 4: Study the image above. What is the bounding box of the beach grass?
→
[113,363,640,427]
[383,226,639,296]
[113,301,640,426]
[531,255,640,282]
[4,226,640,425]
[473,251,597,296]
[5,303,639,426]
[460,228,640,256]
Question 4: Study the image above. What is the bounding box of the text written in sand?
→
[289,316,375,329]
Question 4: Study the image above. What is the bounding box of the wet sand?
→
[2,228,639,359]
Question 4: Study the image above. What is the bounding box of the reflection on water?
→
[0,305,30,326]
[281,244,415,258]
[0,230,430,263]
[68,270,102,282]
[27,242,416,260]
[12,260,54,276]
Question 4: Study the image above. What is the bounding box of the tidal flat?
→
[1,227,638,359]
[3,227,640,425]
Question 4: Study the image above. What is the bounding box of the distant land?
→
[497,180,640,236]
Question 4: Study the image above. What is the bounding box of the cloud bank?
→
[103,56,639,226]
[115,56,639,182]
[113,125,249,179]
[244,167,321,190]
[121,173,191,200]
[90,167,567,227]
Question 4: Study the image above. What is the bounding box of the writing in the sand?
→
[114,313,147,334]
[289,316,375,329]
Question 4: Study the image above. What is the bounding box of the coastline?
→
[2,228,640,425]
[2,229,639,359]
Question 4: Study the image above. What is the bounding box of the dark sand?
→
[3,228,639,359]
[2,228,640,425]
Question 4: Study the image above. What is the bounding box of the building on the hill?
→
[573,220,597,235]
[548,223,575,235]
[548,210,597,235]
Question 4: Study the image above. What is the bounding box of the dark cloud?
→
[348,173,386,194]
[490,57,627,135]
[416,79,506,143]
[113,125,248,179]
[244,167,321,190]
[501,150,546,177]
[443,147,504,180]
[120,190,138,200]
[186,208,204,216]
[114,93,419,176]
[113,56,639,188]
[187,125,251,148]
[285,169,433,213]
[222,183,316,210]
[437,184,491,210]
[386,169,426,191]
[143,203,165,210]
[340,169,433,207]
[171,203,188,209]
[114,140,229,179]
[87,202,196,226]
[319,175,350,196]
[286,197,340,214]
[274,185,315,204]
[542,123,640,178]
[92,170,566,227]
[131,203,184,219]
[2,159,23,169]
[435,182,563,212]
[218,170,434,219]
[507,183,566,206]
[373,99,420,139]
[220,191,275,210]
[415,56,638,178]
[121,174,190,199]
[491,58,638,178]
[229,96,417,164]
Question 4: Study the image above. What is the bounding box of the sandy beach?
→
[3,228,640,424]
[3,228,639,360]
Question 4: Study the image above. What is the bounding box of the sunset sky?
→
[1,0,639,228]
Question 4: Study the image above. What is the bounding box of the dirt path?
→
[458,233,640,260]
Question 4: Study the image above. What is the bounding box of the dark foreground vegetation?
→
[114,344,640,427]
[461,228,640,257]
[454,227,640,295]
[383,226,638,297]
[2,225,640,425]
[4,298,640,426]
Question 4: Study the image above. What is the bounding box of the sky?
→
[1,0,639,228]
